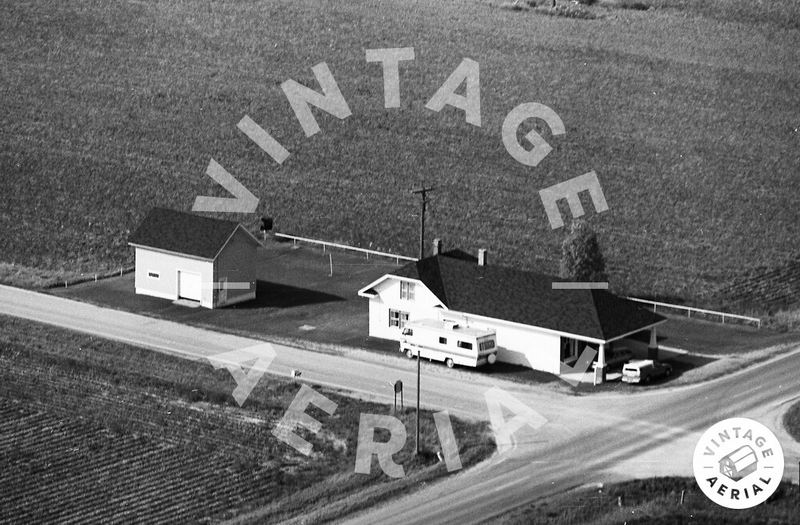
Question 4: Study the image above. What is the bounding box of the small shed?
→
[129,208,259,308]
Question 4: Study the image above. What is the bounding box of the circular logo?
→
[693,417,784,509]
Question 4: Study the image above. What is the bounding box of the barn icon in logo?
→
[693,417,784,510]
[719,445,757,481]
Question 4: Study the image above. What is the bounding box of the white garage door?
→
[178,271,202,301]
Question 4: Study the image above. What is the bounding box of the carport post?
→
[597,343,606,384]
[648,327,659,360]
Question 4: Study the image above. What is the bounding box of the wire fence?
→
[273,233,417,264]
[71,234,761,329]
[274,234,764,328]
[49,265,135,289]
[625,297,762,328]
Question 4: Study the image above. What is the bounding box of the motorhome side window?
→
[457,341,472,350]
[400,281,415,301]
[479,340,495,351]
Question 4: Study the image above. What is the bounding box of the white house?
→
[128,208,260,308]
[358,243,666,381]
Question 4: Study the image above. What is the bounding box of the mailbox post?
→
[394,380,403,413]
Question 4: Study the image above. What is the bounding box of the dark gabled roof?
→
[128,208,246,260]
[391,254,665,341]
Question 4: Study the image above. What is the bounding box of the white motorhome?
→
[399,319,498,368]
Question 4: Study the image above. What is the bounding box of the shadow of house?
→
[232,280,345,309]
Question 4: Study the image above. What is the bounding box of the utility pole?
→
[411,186,435,456]
[412,186,436,260]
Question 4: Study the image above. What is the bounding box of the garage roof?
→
[129,207,255,260]
[387,252,665,342]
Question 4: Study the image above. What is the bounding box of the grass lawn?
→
[0,314,495,524]
[655,315,800,355]
[498,477,800,524]
[2,0,799,312]
[53,239,799,392]
[784,401,800,444]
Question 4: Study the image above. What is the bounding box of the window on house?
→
[400,281,415,301]
[439,337,447,345]
[457,341,473,350]
[389,309,409,329]
[147,272,159,279]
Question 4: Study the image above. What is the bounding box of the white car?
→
[621,359,672,384]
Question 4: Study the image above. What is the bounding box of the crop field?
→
[0,315,495,523]
[1,0,799,308]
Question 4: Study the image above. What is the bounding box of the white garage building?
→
[358,245,666,382]
[129,208,259,308]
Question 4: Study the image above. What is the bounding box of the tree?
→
[560,220,608,282]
